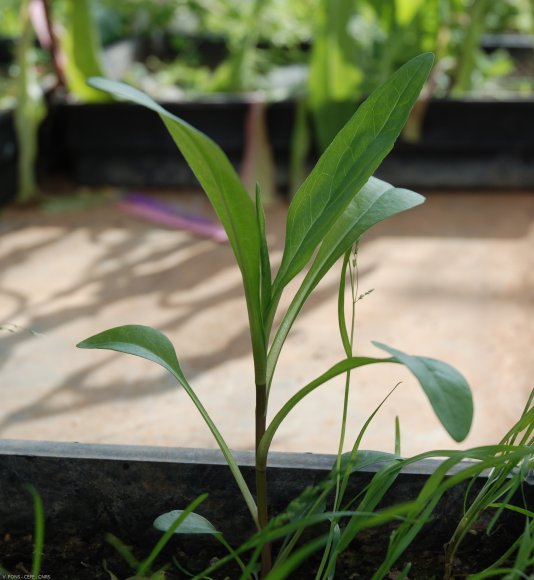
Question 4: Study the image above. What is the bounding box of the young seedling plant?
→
[78,53,474,577]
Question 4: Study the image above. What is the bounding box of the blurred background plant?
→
[89,0,314,97]
[308,0,534,151]
[1,0,533,202]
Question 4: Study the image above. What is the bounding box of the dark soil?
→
[0,514,525,579]
[1,447,530,579]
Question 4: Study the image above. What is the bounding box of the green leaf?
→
[259,357,390,467]
[395,0,426,25]
[260,341,472,468]
[374,342,473,442]
[267,177,424,386]
[139,494,209,577]
[87,77,265,382]
[272,53,433,302]
[77,325,259,527]
[314,178,424,278]
[153,510,219,535]
[309,0,364,150]
[337,250,353,358]
[105,534,141,571]
[61,0,108,101]
[334,383,405,515]
[340,450,402,474]
[77,324,188,384]
[256,184,272,319]
[14,1,46,203]
[335,462,407,555]
[265,536,329,579]
[26,485,44,578]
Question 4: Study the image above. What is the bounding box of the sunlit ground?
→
[1,189,533,457]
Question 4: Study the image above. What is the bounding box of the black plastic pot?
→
[0,37,15,66]
[0,440,529,579]
[0,107,65,206]
[41,96,534,193]
[44,97,294,191]
[482,33,534,63]
[376,98,534,189]
[0,110,17,205]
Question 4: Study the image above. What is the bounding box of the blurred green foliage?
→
[92,0,316,49]
[1,0,532,101]
[0,0,533,202]
[0,0,22,37]
[306,0,533,149]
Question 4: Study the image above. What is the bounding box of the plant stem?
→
[256,381,272,576]
[443,516,468,579]
[452,0,489,96]
[41,0,66,88]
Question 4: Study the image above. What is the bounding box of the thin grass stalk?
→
[444,393,534,577]
[316,245,358,579]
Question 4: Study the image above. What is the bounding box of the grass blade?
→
[266,536,328,579]
[106,534,141,570]
[25,485,44,577]
[259,356,392,467]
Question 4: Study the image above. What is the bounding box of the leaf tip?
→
[420,51,435,64]
[86,76,107,91]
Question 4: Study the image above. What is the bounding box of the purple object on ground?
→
[118,193,228,243]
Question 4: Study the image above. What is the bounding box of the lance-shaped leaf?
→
[77,325,259,526]
[271,53,434,302]
[374,342,473,442]
[87,78,265,381]
[267,177,424,386]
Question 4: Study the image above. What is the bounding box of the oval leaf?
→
[153,510,219,535]
[77,324,187,385]
[373,342,473,442]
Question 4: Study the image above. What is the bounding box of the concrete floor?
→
[1,189,533,457]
